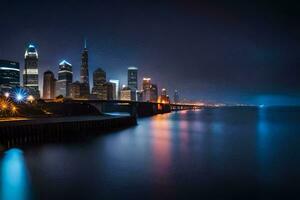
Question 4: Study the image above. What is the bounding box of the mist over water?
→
[1,107,300,199]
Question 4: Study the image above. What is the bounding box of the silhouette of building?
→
[23,44,39,97]
[150,84,158,102]
[69,81,81,99]
[93,68,106,87]
[55,60,73,97]
[136,90,143,102]
[174,90,180,104]
[43,70,56,99]
[80,39,90,95]
[92,68,113,100]
[0,60,20,93]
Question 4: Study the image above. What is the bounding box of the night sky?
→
[0,0,300,105]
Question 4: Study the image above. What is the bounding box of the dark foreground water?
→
[1,107,300,200]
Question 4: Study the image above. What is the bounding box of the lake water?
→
[1,107,300,199]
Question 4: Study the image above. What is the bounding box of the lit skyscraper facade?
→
[128,67,138,90]
[80,40,90,93]
[109,79,120,100]
[120,86,135,101]
[56,60,73,97]
[0,60,20,93]
[23,44,39,97]
[142,77,151,101]
[43,70,56,99]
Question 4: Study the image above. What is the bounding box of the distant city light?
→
[27,95,34,103]
[4,92,10,98]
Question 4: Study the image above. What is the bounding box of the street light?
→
[27,95,34,103]
[4,92,10,98]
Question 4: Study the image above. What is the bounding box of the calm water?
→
[1,107,300,199]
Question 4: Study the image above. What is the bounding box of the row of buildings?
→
[0,43,181,103]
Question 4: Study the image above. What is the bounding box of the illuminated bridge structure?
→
[69,99,203,117]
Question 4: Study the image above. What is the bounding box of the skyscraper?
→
[92,68,112,100]
[159,88,170,104]
[55,60,73,97]
[128,66,138,90]
[23,44,39,97]
[93,68,106,87]
[142,77,151,101]
[69,81,81,99]
[150,84,158,102]
[0,60,20,93]
[80,39,90,93]
[43,70,56,99]
[109,79,120,100]
[120,86,135,101]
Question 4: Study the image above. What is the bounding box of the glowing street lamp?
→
[2,103,7,110]
[11,105,17,113]
[16,94,24,102]
[27,95,34,103]
[4,92,10,98]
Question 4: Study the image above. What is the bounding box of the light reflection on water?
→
[0,107,299,199]
[0,148,31,200]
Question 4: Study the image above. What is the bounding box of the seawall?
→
[0,115,136,148]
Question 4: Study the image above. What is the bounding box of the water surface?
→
[1,107,300,199]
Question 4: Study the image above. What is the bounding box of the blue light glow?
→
[259,104,265,108]
[12,88,28,103]
[28,44,35,48]
[59,60,72,66]
[0,148,31,200]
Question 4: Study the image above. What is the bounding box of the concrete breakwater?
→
[0,115,137,148]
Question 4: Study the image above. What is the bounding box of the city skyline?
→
[1,1,300,105]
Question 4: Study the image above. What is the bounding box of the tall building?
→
[128,67,138,101]
[158,88,170,104]
[55,60,73,97]
[142,77,151,101]
[128,66,138,90]
[23,44,39,97]
[150,84,158,102]
[69,81,89,99]
[93,68,106,87]
[174,90,180,104]
[69,81,81,99]
[92,68,113,100]
[43,70,56,99]
[120,86,135,101]
[0,60,20,93]
[109,79,120,100]
[80,39,90,94]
